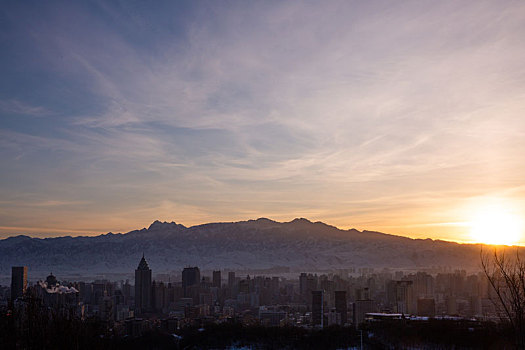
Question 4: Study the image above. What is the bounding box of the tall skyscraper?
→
[312,290,324,327]
[212,270,221,289]
[228,271,235,288]
[299,273,307,298]
[334,290,348,325]
[353,299,375,325]
[396,280,415,314]
[11,266,27,301]
[182,267,200,297]
[135,254,152,315]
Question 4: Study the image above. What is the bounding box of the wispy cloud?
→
[0,99,50,116]
[1,1,525,240]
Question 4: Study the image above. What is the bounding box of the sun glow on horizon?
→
[469,205,524,246]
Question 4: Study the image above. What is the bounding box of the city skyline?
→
[2,1,525,244]
[0,257,511,348]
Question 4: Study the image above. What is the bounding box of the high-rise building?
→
[334,290,348,325]
[300,273,318,302]
[152,281,166,312]
[135,254,152,315]
[122,280,131,304]
[11,266,27,301]
[312,290,324,327]
[239,277,250,294]
[212,270,221,289]
[446,296,457,315]
[395,280,415,314]
[353,299,375,325]
[299,273,308,297]
[307,275,318,296]
[182,267,200,297]
[228,271,235,288]
[228,271,237,298]
[417,298,436,317]
[469,296,482,317]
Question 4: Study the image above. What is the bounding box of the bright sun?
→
[470,207,524,245]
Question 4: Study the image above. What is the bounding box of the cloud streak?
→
[1,1,525,241]
[0,100,50,116]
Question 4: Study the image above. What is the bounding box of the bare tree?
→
[481,246,525,349]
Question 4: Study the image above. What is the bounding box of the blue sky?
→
[2,0,525,242]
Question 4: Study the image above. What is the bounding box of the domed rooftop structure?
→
[46,273,58,287]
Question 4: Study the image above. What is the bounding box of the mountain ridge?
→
[0,218,491,279]
[0,217,416,241]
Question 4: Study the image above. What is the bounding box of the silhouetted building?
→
[300,273,318,303]
[334,290,348,325]
[34,277,79,311]
[446,296,457,315]
[213,270,221,289]
[417,298,436,317]
[122,280,131,304]
[300,273,307,297]
[152,281,166,312]
[46,273,58,288]
[182,267,200,297]
[259,306,287,326]
[11,266,27,301]
[355,287,370,300]
[125,318,145,337]
[312,290,324,327]
[135,254,152,315]
[92,281,106,305]
[396,280,414,314]
[239,277,250,294]
[228,271,235,288]
[470,296,482,317]
[354,299,375,325]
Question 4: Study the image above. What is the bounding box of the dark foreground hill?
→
[0,218,489,277]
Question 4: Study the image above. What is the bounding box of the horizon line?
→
[0,217,514,247]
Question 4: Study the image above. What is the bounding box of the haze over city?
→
[2,0,525,245]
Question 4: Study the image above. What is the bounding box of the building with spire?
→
[135,254,152,315]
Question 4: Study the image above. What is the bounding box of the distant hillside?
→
[0,218,488,278]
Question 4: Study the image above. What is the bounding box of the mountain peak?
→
[148,220,163,230]
[147,220,185,231]
[290,218,313,224]
[255,217,275,223]
[247,217,278,225]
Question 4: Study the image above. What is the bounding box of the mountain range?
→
[0,218,488,280]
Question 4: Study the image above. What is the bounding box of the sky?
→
[1,0,525,242]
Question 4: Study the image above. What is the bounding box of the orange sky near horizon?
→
[1,193,523,246]
[1,1,525,245]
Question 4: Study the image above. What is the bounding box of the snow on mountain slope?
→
[0,218,484,278]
